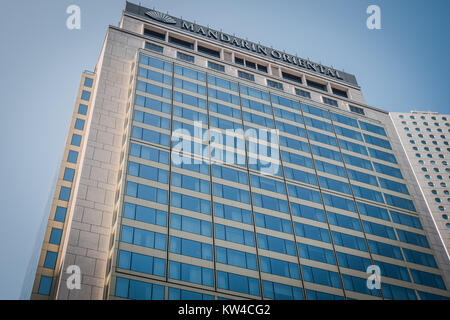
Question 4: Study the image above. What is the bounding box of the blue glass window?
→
[215,224,254,246]
[54,206,67,222]
[78,104,88,115]
[171,192,210,215]
[260,256,300,279]
[327,211,362,231]
[217,271,260,296]
[214,203,252,224]
[123,202,167,227]
[252,192,288,213]
[336,252,371,272]
[263,281,303,300]
[368,240,403,260]
[81,90,91,101]
[330,112,358,128]
[323,193,356,212]
[332,231,367,251]
[118,250,166,277]
[67,150,78,163]
[126,182,168,205]
[257,233,296,256]
[84,77,93,88]
[63,168,75,182]
[216,246,257,270]
[120,226,166,251]
[74,118,85,130]
[38,276,52,295]
[255,212,292,234]
[169,261,213,287]
[59,186,71,201]
[359,121,387,136]
[410,269,446,290]
[49,228,62,245]
[115,277,165,300]
[71,134,82,147]
[298,243,336,265]
[170,213,211,237]
[357,202,390,221]
[288,184,322,204]
[302,265,341,288]
[384,194,416,212]
[342,274,381,297]
[170,236,212,261]
[295,222,331,243]
[396,229,429,248]
[168,288,214,300]
[43,251,58,269]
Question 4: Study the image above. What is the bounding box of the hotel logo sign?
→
[127,4,358,86]
[145,10,176,24]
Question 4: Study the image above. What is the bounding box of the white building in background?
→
[391,111,450,261]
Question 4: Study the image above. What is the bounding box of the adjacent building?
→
[391,111,450,268]
[26,2,450,300]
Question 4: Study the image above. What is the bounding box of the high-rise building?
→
[391,111,450,269]
[26,2,450,300]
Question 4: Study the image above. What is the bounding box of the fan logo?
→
[145,10,176,24]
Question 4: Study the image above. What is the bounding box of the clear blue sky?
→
[0,0,449,299]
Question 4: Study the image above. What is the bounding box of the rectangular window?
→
[144,28,165,40]
[115,277,164,300]
[67,150,78,163]
[217,271,260,296]
[235,57,244,65]
[170,213,211,236]
[38,276,52,295]
[349,105,365,115]
[44,251,58,269]
[332,87,348,98]
[208,61,225,72]
[198,45,220,58]
[295,88,311,98]
[263,281,303,300]
[238,70,255,81]
[54,206,67,222]
[216,246,257,270]
[49,228,63,245]
[282,71,302,84]
[169,261,213,287]
[245,60,256,69]
[145,42,164,53]
[81,90,91,101]
[63,168,75,182]
[169,36,194,49]
[84,77,93,88]
[306,79,327,91]
[267,79,283,90]
[257,64,268,73]
[59,186,71,201]
[78,104,88,115]
[74,118,85,131]
[177,51,194,63]
[323,97,338,107]
[71,134,82,147]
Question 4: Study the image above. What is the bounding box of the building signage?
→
[126,3,358,86]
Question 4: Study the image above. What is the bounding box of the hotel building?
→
[26,2,450,300]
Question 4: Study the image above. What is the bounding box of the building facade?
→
[27,2,450,300]
[391,111,450,271]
